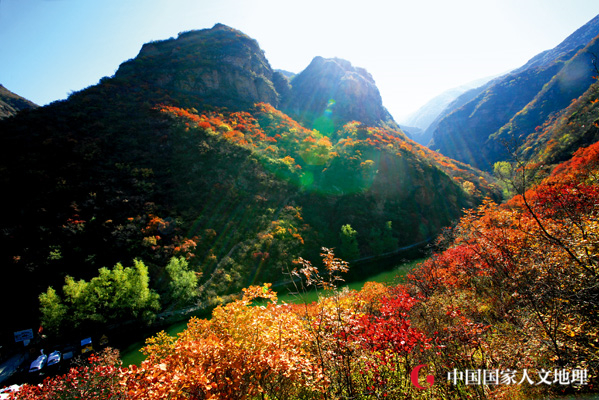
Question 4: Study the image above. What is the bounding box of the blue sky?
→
[0,0,597,121]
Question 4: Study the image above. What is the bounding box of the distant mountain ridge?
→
[429,14,599,170]
[400,74,499,144]
[515,13,599,72]
[522,78,599,169]
[421,81,494,146]
[0,84,37,119]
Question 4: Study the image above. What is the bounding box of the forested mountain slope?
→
[0,24,496,339]
[430,14,599,171]
[15,128,599,400]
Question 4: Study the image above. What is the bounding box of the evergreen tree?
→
[370,221,397,254]
[339,224,359,261]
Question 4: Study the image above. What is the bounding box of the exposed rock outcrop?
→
[282,57,399,133]
[115,24,279,109]
[0,85,38,119]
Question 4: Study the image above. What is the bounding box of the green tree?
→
[384,221,396,251]
[165,257,198,306]
[370,221,397,254]
[85,260,160,322]
[339,224,360,261]
[62,276,93,327]
[493,161,517,198]
[125,259,161,321]
[39,287,67,336]
[39,260,160,335]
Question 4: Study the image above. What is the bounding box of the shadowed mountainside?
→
[282,56,400,134]
[429,14,599,171]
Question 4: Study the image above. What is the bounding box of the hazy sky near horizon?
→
[0,0,597,121]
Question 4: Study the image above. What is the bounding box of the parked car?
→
[28,354,47,373]
[47,350,61,366]
[0,385,21,399]
[62,345,76,361]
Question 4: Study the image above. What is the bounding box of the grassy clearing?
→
[119,319,190,367]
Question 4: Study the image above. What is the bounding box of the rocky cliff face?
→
[114,26,399,133]
[282,57,399,133]
[0,85,37,119]
[115,24,279,109]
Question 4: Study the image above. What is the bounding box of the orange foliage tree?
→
[407,142,599,398]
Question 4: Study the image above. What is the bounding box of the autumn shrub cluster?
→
[13,251,444,399]
[117,142,597,400]
[408,142,599,398]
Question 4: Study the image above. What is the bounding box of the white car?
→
[47,350,61,366]
[28,354,47,373]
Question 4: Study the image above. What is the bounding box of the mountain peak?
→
[175,23,253,42]
[211,22,234,30]
[115,24,278,109]
[306,57,376,84]
[283,56,398,132]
